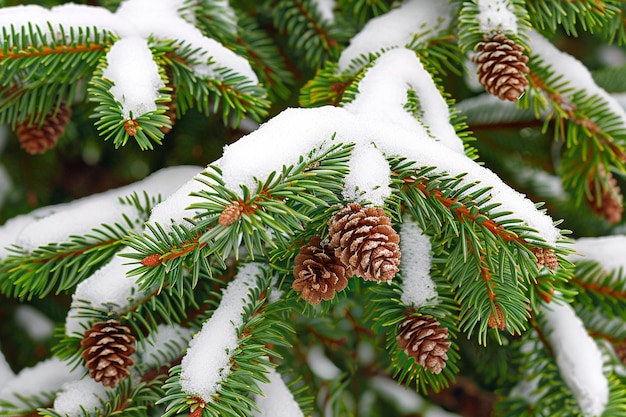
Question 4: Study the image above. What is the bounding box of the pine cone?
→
[16,102,72,154]
[80,319,136,387]
[397,315,450,374]
[327,203,400,282]
[530,247,559,270]
[293,235,348,305]
[586,168,623,224]
[219,204,242,227]
[473,33,529,102]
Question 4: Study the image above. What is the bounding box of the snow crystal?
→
[0,166,200,258]
[312,0,336,23]
[102,37,164,119]
[571,235,626,273]
[53,379,109,417]
[307,345,341,380]
[527,30,626,129]
[140,323,194,370]
[0,357,82,412]
[180,263,264,401]
[338,0,452,72]
[0,351,14,390]
[65,247,142,336]
[542,301,608,417]
[15,305,54,342]
[476,0,519,34]
[400,218,438,308]
[342,143,391,206]
[253,367,304,417]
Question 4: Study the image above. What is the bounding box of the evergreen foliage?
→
[1,1,626,417]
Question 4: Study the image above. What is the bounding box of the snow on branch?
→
[476,0,520,34]
[342,48,464,154]
[52,378,109,417]
[338,0,452,73]
[541,300,608,417]
[527,29,626,129]
[571,235,626,273]
[0,357,82,413]
[399,217,438,308]
[0,166,201,259]
[216,104,559,243]
[252,366,304,417]
[179,262,265,401]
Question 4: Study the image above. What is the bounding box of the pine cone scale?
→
[397,315,450,374]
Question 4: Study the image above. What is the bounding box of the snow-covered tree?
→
[1,1,626,416]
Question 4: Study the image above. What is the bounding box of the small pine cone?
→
[586,168,623,224]
[473,33,529,102]
[81,319,136,388]
[530,247,559,270]
[292,235,348,305]
[16,102,72,154]
[488,304,506,330]
[219,204,242,226]
[397,315,450,374]
[327,203,400,282]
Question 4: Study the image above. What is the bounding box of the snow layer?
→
[253,367,304,417]
[527,30,626,129]
[0,351,14,390]
[0,166,200,259]
[571,235,626,273]
[0,0,258,119]
[342,49,464,154]
[0,357,82,412]
[338,0,452,72]
[140,323,195,369]
[400,218,438,307]
[180,263,264,401]
[53,378,109,417]
[476,0,519,34]
[307,345,341,380]
[218,105,560,245]
[65,247,142,336]
[542,301,608,417]
[312,0,336,23]
[15,305,55,342]
[102,37,164,118]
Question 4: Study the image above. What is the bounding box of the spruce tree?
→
[0,1,625,416]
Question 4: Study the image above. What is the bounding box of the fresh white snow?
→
[307,345,342,380]
[0,0,258,121]
[476,0,519,34]
[14,305,55,342]
[399,218,438,307]
[0,357,82,413]
[0,166,200,259]
[571,235,626,273]
[312,0,336,23]
[139,323,195,369]
[53,378,109,417]
[338,0,452,73]
[102,37,164,118]
[542,301,608,417]
[180,262,264,401]
[253,366,304,417]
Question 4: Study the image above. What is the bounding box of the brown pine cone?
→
[397,315,450,374]
[586,167,623,224]
[16,102,72,154]
[530,247,559,270]
[80,319,136,387]
[473,33,529,102]
[293,236,348,305]
[219,204,242,227]
[327,203,400,282]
